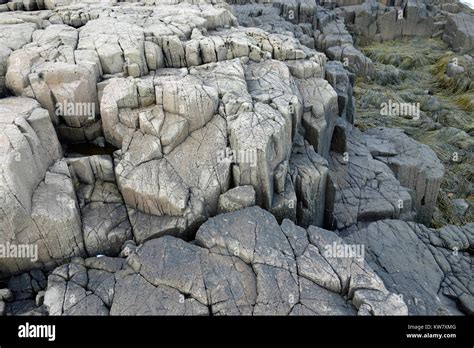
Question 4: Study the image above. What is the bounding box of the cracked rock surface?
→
[344,219,474,315]
[0,97,83,278]
[43,206,408,315]
[0,0,472,317]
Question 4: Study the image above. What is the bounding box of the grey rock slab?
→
[344,219,473,315]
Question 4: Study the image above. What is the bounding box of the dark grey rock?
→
[44,206,407,315]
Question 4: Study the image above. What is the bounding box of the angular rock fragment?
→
[0,14,37,97]
[217,185,256,214]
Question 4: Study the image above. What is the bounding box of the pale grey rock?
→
[298,77,338,158]
[289,138,329,228]
[81,203,132,257]
[443,12,474,53]
[325,60,355,123]
[201,252,257,315]
[44,262,110,315]
[67,155,132,257]
[348,0,440,44]
[0,16,37,97]
[314,16,374,77]
[217,185,256,214]
[4,24,101,142]
[0,97,84,278]
[101,55,331,239]
[115,114,230,241]
[297,243,341,293]
[229,60,300,208]
[0,288,13,302]
[452,199,470,216]
[253,263,299,315]
[4,0,472,319]
[35,291,45,306]
[446,62,465,77]
[291,278,356,315]
[111,272,209,315]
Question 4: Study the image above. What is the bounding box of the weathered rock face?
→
[217,185,256,214]
[67,155,133,257]
[99,42,331,240]
[344,219,474,315]
[44,206,408,315]
[288,132,329,228]
[326,123,415,232]
[325,121,446,231]
[0,13,38,97]
[360,127,444,225]
[231,0,472,75]
[314,14,375,77]
[232,2,376,77]
[5,24,101,143]
[0,97,84,278]
[443,12,474,54]
[0,0,471,318]
[325,60,355,123]
[340,0,443,41]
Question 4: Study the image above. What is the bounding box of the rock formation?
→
[0,0,472,317]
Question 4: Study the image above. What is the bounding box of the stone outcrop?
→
[0,0,471,318]
[326,125,415,232]
[5,24,100,143]
[43,206,408,315]
[99,49,330,240]
[443,12,474,53]
[345,219,474,315]
[0,13,38,97]
[360,127,444,225]
[0,97,84,278]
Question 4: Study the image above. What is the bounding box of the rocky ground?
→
[0,0,472,316]
[355,36,474,227]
